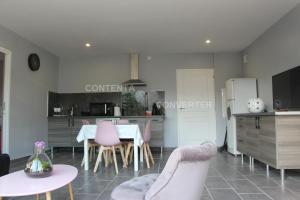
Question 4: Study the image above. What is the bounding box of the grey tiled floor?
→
[7,149,300,200]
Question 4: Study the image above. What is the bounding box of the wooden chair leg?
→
[130,146,134,164]
[125,143,131,164]
[143,144,150,168]
[118,145,127,168]
[94,146,104,173]
[46,192,52,200]
[81,157,85,167]
[104,150,108,167]
[68,183,74,200]
[109,149,113,164]
[89,146,93,162]
[112,146,119,174]
[146,143,155,165]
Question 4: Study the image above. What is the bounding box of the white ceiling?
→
[0,0,299,58]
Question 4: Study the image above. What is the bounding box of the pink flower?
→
[34,141,46,150]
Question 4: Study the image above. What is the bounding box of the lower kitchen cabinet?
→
[236,114,300,185]
[48,116,164,151]
[48,117,72,148]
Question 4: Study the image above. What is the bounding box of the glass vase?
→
[24,143,53,178]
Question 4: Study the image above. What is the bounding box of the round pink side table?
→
[0,164,78,200]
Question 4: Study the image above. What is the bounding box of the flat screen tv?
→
[272,66,300,110]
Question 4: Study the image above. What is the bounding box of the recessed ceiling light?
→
[85,43,91,47]
[205,39,211,44]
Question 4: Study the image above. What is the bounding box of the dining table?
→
[77,124,144,172]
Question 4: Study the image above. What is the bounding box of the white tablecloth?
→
[77,124,144,171]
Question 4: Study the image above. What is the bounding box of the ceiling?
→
[0,0,299,58]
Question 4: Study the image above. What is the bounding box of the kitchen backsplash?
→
[48,91,165,116]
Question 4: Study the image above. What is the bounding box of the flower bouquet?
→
[24,141,53,177]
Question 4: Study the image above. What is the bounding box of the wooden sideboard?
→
[236,113,300,185]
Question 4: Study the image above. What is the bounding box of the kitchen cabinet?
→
[48,117,96,149]
[48,117,72,147]
[48,116,164,152]
[236,114,300,185]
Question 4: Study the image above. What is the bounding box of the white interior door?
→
[177,69,216,146]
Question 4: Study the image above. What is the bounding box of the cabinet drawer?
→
[237,138,249,154]
[48,118,70,129]
[258,143,276,167]
[48,134,72,146]
[73,118,96,128]
[150,139,163,147]
[48,128,71,135]
[152,122,163,131]
[258,116,275,139]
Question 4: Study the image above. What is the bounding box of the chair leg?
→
[125,143,132,166]
[146,143,155,165]
[94,146,104,173]
[112,146,119,174]
[143,144,150,168]
[130,147,134,164]
[107,149,112,164]
[89,146,93,162]
[104,150,109,167]
[118,145,127,168]
[81,157,85,167]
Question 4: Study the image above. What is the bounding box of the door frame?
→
[0,46,12,154]
[176,68,216,146]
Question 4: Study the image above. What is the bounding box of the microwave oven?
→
[89,102,114,116]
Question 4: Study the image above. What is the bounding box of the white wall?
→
[59,53,242,147]
[243,4,300,111]
[0,25,59,159]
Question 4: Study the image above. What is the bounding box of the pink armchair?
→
[111,142,217,200]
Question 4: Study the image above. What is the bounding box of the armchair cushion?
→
[0,154,10,177]
[111,174,159,200]
[111,142,217,200]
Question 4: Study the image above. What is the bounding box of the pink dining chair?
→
[81,120,99,167]
[93,121,127,174]
[111,142,217,200]
[125,120,154,168]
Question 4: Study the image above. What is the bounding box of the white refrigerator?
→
[226,78,257,155]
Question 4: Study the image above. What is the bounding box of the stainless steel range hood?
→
[122,53,146,86]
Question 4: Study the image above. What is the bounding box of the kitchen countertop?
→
[234,112,275,116]
[48,115,165,119]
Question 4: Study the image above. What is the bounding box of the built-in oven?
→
[89,102,114,116]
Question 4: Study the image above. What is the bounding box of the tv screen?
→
[272,66,300,110]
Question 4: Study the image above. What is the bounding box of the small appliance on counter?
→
[53,106,67,116]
